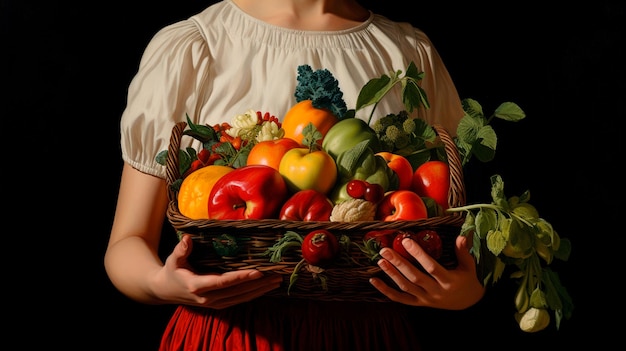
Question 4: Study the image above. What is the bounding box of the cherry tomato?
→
[364,183,384,203]
[392,229,443,262]
[414,229,443,259]
[391,230,418,263]
[363,229,396,249]
[346,179,367,199]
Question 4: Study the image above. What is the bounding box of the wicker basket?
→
[165,121,466,302]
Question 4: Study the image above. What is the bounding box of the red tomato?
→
[301,229,340,267]
[375,190,428,221]
[363,229,396,249]
[391,230,418,262]
[363,182,384,203]
[247,138,300,170]
[376,152,414,190]
[392,229,443,261]
[279,189,333,221]
[414,229,443,259]
[412,160,450,210]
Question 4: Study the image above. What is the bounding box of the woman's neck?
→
[231,0,370,31]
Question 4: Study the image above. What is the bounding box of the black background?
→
[4,0,624,349]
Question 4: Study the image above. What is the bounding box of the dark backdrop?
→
[4,0,623,349]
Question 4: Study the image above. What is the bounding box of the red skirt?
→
[159,296,422,351]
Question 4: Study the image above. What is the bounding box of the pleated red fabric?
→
[159,297,422,351]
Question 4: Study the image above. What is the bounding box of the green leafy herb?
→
[347,61,429,125]
[294,64,348,119]
[447,174,573,332]
[454,99,526,166]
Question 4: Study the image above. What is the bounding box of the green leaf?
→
[553,238,572,261]
[404,61,422,80]
[402,79,429,112]
[486,229,506,256]
[264,231,303,263]
[471,138,496,163]
[460,212,477,239]
[186,147,198,160]
[505,219,535,257]
[155,150,168,166]
[454,98,525,166]
[472,125,497,161]
[543,268,574,320]
[302,122,323,151]
[178,149,192,176]
[352,62,430,124]
[529,286,548,309]
[183,114,218,142]
[492,256,506,283]
[475,208,498,240]
[335,139,371,176]
[490,174,508,209]
[355,75,391,110]
[494,102,526,122]
[461,98,485,119]
[456,114,483,144]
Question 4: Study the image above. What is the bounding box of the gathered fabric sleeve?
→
[120,19,211,179]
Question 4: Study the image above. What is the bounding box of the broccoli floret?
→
[384,125,401,140]
[294,64,347,119]
[402,118,416,134]
[371,114,396,134]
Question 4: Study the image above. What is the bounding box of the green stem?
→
[447,204,535,228]
[367,101,379,126]
[446,203,502,212]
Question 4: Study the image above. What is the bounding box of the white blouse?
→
[120,0,464,178]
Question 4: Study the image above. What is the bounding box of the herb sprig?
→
[447,175,573,332]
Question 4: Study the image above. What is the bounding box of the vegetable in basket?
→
[328,138,398,204]
[411,160,451,210]
[281,64,347,146]
[207,164,289,220]
[279,189,334,221]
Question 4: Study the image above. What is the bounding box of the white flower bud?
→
[227,109,258,137]
[256,121,285,142]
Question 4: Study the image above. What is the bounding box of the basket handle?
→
[432,124,466,209]
[166,121,188,202]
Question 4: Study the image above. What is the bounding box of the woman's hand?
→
[154,234,283,309]
[369,234,485,310]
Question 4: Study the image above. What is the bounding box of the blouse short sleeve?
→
[120,20,210,179]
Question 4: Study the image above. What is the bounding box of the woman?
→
[104,0,485,349]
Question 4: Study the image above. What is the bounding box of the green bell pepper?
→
[322,118,382,159]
